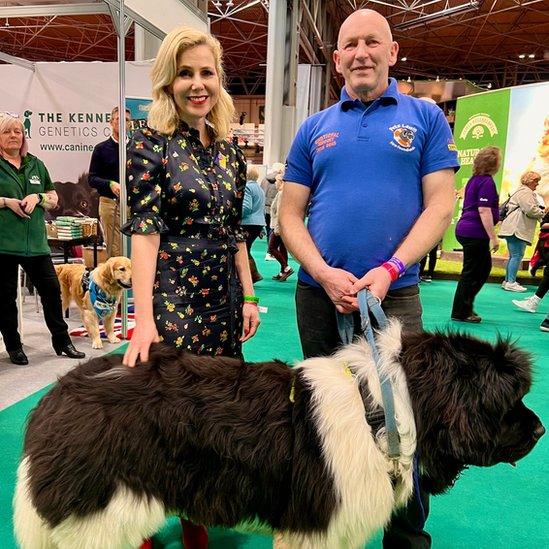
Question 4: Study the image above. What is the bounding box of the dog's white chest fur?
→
[281,320,416,548]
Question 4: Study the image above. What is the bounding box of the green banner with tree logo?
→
[442,89,511,251]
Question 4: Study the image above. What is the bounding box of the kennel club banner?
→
[443,81,549,253]
[1,61,153,217]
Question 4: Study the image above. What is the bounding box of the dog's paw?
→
[92,340,104,349]
[108,335,121,344]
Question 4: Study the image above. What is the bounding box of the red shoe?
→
[181,518,209,548]
[139,540,153,549]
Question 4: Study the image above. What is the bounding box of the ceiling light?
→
[394,1,479,31]
[436,76,440,82]
[407,76,412,82]
[518,54,526,59]
[528,53,535,58]
[401,57,407,62]
[4,18,9,27]
[487,83,492,89]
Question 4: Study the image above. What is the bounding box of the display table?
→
[48,235,99,267]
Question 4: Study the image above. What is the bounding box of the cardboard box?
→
[83,246,108,268]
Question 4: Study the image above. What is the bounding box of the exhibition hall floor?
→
[1,241,547,548]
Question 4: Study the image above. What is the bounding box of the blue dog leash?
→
[357,290,401,460]
[336,289,401,461]
[337,289,426,527]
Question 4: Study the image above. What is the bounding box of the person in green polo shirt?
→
[0,113,85,365]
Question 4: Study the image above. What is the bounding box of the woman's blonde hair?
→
[472,146,501,176]
[520,171,541,187]
[0,114,28,157]
[147,27,234,140]
[246,165,259,181]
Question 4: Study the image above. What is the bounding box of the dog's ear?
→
[94,261,110,288]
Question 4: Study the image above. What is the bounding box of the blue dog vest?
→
[82,270,118,319]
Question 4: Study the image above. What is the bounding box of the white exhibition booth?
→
[0,0,208,337]
[2,61,153,184]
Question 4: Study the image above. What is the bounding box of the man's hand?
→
[489,236,499,252]
[350,266,392,301]
[316,266,359,313]
[109,181,121,197]
[6,198,30,218]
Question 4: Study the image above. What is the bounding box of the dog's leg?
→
[83,309,103,349]
[273,532,291,549]
[13,457,57,549]
[274,531,361,549]
[59,284,71,314]
[50,485,165,549]
[103,310,121,344]
[274,532,332,549]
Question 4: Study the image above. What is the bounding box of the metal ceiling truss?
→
[0,0,547,93]
[209,0,270,94]
[0,3,110,18]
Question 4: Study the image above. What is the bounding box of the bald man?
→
[280,10,460,548]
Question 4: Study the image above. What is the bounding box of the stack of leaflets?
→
[54,216,83,240]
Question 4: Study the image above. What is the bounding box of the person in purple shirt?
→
[451,146,501,322]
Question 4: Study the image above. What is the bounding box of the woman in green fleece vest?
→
[0,113,85,365]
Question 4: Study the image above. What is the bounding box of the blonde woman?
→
[499,171,546,291]
[121,28,260,548]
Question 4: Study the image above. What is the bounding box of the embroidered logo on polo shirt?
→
[389,124,417,152]
[29,175,41,185]
[314,132,340,154]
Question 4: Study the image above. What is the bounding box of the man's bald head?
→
[333,8,398,101]
[337,9,393,49]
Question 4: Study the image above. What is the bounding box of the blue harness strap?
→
[82,269,118,320]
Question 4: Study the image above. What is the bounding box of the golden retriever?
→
[55,256,132,349]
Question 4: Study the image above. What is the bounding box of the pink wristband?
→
[381,262,400,282]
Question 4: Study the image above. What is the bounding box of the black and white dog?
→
[14,321,544,548]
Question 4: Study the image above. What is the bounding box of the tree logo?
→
[459,114,498,141]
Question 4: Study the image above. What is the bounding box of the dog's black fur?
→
[21,330,543,536]
[51,173,99,219]
[24,349,337,532]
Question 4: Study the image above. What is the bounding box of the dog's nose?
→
[533,423,545,440]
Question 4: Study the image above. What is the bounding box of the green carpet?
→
[1,239,547,548]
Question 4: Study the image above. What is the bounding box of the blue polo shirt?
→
[285,78,460,289]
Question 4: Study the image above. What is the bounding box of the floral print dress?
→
[122,123,247,358]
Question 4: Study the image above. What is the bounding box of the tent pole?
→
[117,0,129,341]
